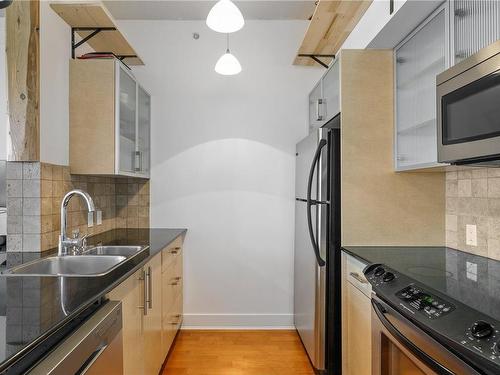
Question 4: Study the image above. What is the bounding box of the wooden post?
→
[6,0,40,161]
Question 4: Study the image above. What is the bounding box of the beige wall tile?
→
[488,169,500,178]
[458,170,472,179]
[446,180,458,197]
[23,163,41,180]
[488,178,500,198]
[458,179,472,197]
[472,168,488,179]
[41,163,52,181]
[471,179,488,198]
[7,162,151,251]
[7,198,23,216]
[7,180,23,198]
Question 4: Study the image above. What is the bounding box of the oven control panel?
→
[395,285,455,320]
[364,262,500,373]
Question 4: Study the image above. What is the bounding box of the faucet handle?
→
[80,234,89,248]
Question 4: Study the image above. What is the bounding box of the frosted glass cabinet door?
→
[322,59,340,122]
[137,86,151,176]
[118,66,137,174]
[309,82,324,132]
[453,0,500,64]
[395,6,447,170]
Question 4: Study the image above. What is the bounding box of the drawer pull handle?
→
[349,272,367,284]
[169,247,181,255]
[170,276,182,286]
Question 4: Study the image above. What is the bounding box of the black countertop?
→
[0,228,186,374]
[342,246,500,323]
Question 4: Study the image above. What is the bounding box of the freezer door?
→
[294,128,328,371]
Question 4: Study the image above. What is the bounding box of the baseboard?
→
[181,313,295,330]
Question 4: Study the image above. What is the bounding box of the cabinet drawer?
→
[162,238,183,272]
[162,263,183,313]
[162,294,183,354]
[346,255,371,298]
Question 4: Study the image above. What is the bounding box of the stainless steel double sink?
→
[3,246,149,277]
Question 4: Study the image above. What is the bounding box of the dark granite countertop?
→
[0,228,186,374]
[342,246,500,323]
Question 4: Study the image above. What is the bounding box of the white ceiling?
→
[104,0,316,20]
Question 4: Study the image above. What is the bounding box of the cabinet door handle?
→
[349,272,368,284]
[143,269,148,316]
[134,151,143,172]
[147,266,153,309]
[316,99,324,121]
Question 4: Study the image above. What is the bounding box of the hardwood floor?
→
[162,330,315,375]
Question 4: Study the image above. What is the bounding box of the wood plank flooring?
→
[162,330,315,375]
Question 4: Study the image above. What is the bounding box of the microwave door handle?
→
[307,139,327,267]
[371,299,454,375]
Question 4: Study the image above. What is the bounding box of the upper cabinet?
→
[452,0,500,64]
[309,81,324,132]
[308,58,340,132]
[394,1,500,171]
[394,4,448,171]
[70,59,151,178]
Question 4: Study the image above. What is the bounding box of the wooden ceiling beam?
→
[294,0,372,67]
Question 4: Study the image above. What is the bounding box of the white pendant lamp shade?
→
[215,49,242,75]
[206,0,244,33]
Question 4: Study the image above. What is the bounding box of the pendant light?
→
[215,34,242,75]
[206,0,244,33]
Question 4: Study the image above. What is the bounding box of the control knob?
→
[470,321,494,339]
[382,272,395,282]
[374,267,385,277]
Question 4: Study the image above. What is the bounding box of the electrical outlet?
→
[87,212,94,228]
[466,261,478,282]
[96,210,102,225]
[466,224,477,246]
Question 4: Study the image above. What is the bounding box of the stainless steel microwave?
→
[437,40,500,165]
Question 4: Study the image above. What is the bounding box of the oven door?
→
[437,49,500,164]
[371,295,480,375]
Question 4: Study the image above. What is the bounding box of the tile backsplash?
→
[6,162,150,252]
[446,167,500,260]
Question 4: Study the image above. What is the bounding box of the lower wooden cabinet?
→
[341,252,372,375]
[108,236,184,375]
[107,268,144,375]
[161,238,183,357]
[143,253,163,375]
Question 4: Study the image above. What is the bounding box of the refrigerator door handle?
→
[307,138,327,267]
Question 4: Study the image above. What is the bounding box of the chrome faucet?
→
[58,189,96,256]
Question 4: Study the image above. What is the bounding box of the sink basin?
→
[3,255,127,277]
[82,245,147,257]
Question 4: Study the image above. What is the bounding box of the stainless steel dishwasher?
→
[29,301,123,375]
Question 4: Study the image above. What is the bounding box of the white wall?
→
[0,14,7,161]
[118,20,322,328]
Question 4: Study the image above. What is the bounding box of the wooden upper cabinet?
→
[69,59,151,178]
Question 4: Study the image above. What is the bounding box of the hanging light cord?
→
[226,33,230,53]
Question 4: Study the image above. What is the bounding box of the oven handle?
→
[372,298,454,375]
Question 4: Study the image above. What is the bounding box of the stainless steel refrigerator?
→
[294,117,341,375]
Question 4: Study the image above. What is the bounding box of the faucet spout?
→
[59,189,96,256]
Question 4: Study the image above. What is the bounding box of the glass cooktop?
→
[342,246,500,323]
